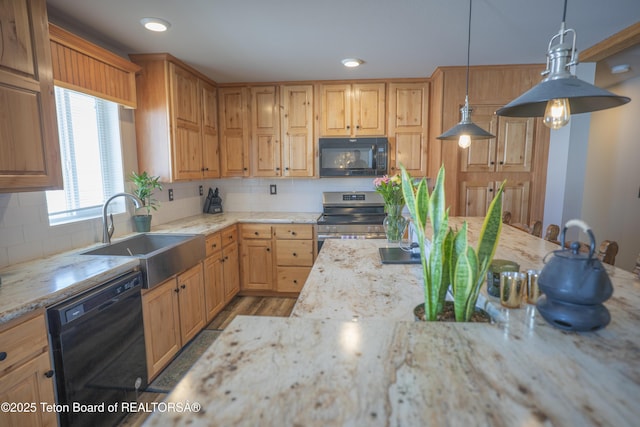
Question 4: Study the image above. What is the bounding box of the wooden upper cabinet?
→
[250,86,281,177]
[0,0,62,192]
[320,83,385,137]
[200,80,220,178]
[219,87,250,177]
[281,84,314,177]
[459,105,533,173]
[130,53,219,182]
[387,81,429,177]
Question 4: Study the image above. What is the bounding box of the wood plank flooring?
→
[119,295,296,427]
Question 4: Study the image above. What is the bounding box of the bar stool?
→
[597,240,619,266]
[544,224,560,244]
[502,211,512,224]
[633,253,640,278]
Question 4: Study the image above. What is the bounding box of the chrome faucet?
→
[102,192,143,244]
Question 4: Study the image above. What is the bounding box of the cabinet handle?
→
[254,231,259,236]
[346,125,350,130]
[276,167,280,171]
[243,167,248,171]
[174,288,180,293]
[293,252,297,257]
[266,248,271,252]
[293,279,298,284]
[499,161,504,165]
[489,188,494,192]
[225,256,229,260]
[205,167,209,171]
[44,370,54,378]
[285,167,289,171]
[356,125,360,129]
[0,351,6,361]
[212,243,217,248]
[220,258,225,263]
[181,284,186,289]
[291,231,297,236]
[490,161,495,165]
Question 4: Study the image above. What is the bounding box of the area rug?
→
[147,329,222,393]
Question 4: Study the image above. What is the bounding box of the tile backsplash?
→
[0,176,378,269]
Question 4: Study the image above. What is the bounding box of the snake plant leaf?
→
[439,228,455,313]
[429,166,446,237]
[475,180,505,288]
[452,233,479,321]
[401,167,429,233]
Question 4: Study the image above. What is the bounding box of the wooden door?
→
[281,85,314,177]
[141,277,181,379]
[241,239,274,291]
[222,242,240,302]
[458,181,493,217]
[0,0,62,191]
[204,254,225,323]
[459,105,498,173]
[352,83,386,136]
[219,87,250,176]
[496,116,534,173]
[170,64,202,180]
[387,82,429,176]
[320,84,351,136]
[0,352,57,427]
[200,80,220,178]
[251,86,281,177]
[177,263,205,344]
[501,180,531,225]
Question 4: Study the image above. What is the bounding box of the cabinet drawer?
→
[276,240,313,266]
[276,267,311,293]
[0,314,48,374]
[205,233,222,257]
[241,224,272,240]
[273,224,313,240]
[221,226,238,247]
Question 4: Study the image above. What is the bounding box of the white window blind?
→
[46,87,125,225]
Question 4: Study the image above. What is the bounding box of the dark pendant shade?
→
[497,76,631,117]
[437,121,494,140]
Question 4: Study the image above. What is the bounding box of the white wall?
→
[582,74,640,271]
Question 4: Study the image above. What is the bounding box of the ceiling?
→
[46,0,640,84]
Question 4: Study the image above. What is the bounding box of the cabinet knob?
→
[212,243,217,248]
[499,161,504,165]
[490,161,495,165]
[346,125,351,130]
[276,167,280,171]
[285,167,289,171]
[356,125,360,129]
[243,167,248,171]
[44,370,54,378]
[293,279,298,284]
[266,248,271,252]
[254,231,259,235]
[0,351,6,361]
[181,284,186,289]
[220,258,225,263]
[293,252,297,257]
[489,188,494,192]
[291,231,297,236]
[174,288,180,293]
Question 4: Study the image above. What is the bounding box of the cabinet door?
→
[251,86,281,177]
[276,267,310,293]
[320,84,351,136]
[240,239,274,291]
[201,80,220,178]
[219,87,250,177]
[353,83,386,136]
[0,352,56,427]
[141,277,181,380]
[281,85,314,177]
[170,64,203,180]
[387,82,429,176]
[459,105,498,173]
[501,180,531,225]
[458,181,493,217]
[222,242,240,302]
[204,254,225,323]
[177,263,206,344]
[0,0,62,191]
[496,116,534,173]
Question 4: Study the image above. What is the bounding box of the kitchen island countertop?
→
[143,217,640,427]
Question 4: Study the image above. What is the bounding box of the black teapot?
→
[536,219,613,332]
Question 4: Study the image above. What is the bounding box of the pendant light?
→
[437,0,494,148]
[496,0,630,129]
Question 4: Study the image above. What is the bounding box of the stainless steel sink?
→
[82,233,205,288]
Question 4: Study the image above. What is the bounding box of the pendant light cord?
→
[562,0,567,23]
[465,0,472,98]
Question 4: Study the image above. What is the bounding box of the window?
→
[46,87,125,225]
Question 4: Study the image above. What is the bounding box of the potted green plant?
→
[400,165,504,322]
[129,171,163,232]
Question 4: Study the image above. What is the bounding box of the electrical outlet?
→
[168,189,174,201]
[199,185,204,196]
[270,184,277,195]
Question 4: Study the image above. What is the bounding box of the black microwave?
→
[319,137,388,177]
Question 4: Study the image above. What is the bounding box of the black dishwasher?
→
[48,270,148,427]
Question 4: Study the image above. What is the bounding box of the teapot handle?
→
[560,219,596,260]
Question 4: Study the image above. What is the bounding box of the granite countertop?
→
[0,212,319,325]
[143,217,640,426]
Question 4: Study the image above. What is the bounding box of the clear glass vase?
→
[383,204,408,243]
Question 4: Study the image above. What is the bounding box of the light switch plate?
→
[199,185,203,196]
[168,189,174,201]
[270,184,277,195]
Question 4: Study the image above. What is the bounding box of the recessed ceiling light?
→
[611,64,631,74]
[341,58,363,68]
[140,17,171,32]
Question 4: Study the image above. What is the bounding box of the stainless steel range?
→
[317,191,386,251]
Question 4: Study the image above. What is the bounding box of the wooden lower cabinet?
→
[240,223,315,295]
[141,263,206,380]
[204,254,225,323]
[459,179,530,225]
[220,226,240,303]
[203,227,239,322]
[0,312,56,427]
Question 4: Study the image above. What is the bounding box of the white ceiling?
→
[46,0,640,84]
